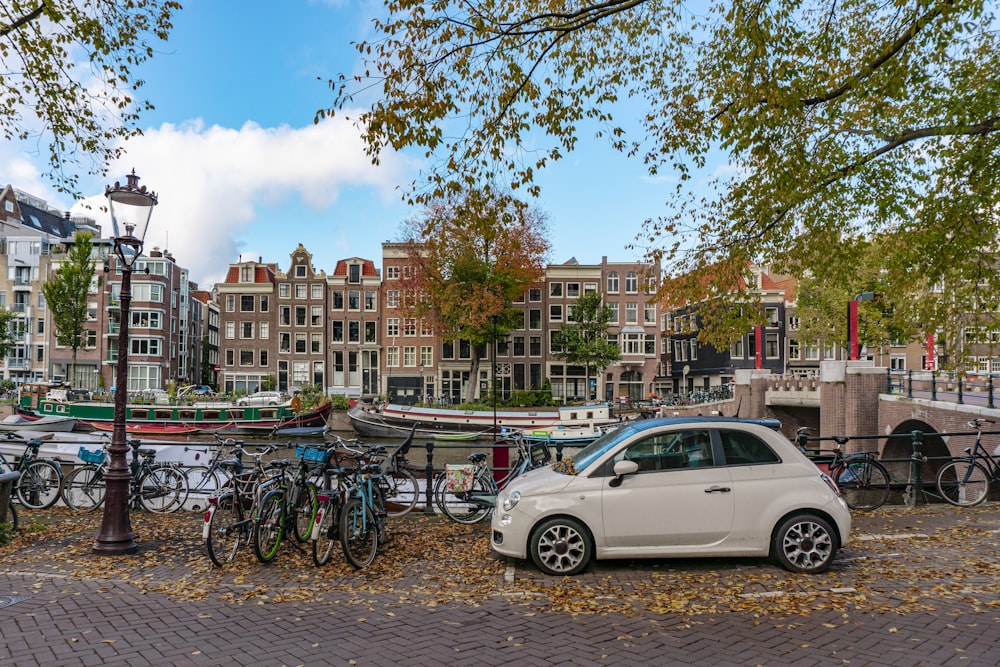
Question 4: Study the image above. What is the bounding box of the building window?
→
[365,291,376,310]
[387,290,400,308]
[296,265,307,278]
[607,272,619,293]
[386,266,399,280]
[549,304,562,321]
[279,284,290,298]
[403,318,417,336]
[260,350,268,366]
[332,321,344,342]
[349,321,360,343]
[529,336,541,356]
[331,291,344,310]
[625,272,638,293]
[731,338,744,359]
[386,318,399,337]
[311,305,323,326]
[226,349,235,365]
[226,295,235,312]
[765,332,779,358]
[240,295,254,312]
[240,322,254,339]
[584,282,597,295]
[567,283,580,297]
[550,283,563,297]
[279,333,290,353]
[260,295,269,312]
[295,284,307,299]
[279,306,291,326]
[259,322,269,340]
[387,346,399,367]
[225,322,235,339]
[295,306,307,326]
[348,290,360,310]
[365,321,376,343]
[625,303,638,324]
[311,333,322,353]
[789,339,801,360]
[349,264,361,283]
[311,284,323,299]
[644,304,656,324]
[403,346,416,366]
[420,346,433,367]
[239,349,254,366]
[529,309,541,329]
[607,302,618,324]
[295,333,307,353]
[528,288,541,302]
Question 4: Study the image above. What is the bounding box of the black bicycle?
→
[935,418,999,507]
[795,428,890,511]
[0,436,64,509]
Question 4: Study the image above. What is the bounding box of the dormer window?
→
[349,263,361,283]
[295,264,307,278]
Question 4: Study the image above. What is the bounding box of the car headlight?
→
[502,490,520,512]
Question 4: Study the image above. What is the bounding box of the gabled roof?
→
[332,258,379,277]
[223,263,277,284]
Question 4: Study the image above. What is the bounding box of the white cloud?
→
[69,116,414,288]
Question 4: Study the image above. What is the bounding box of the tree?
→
[0,309,18,363]
[42,233,96,386]
[399,189,550,402]
[324,0,1000,348]
[0,1,181,194]
[552,292,621,402]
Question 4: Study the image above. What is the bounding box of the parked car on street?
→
[236,390,285,407]
[492,416,851,576]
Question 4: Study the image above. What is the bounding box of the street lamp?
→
[94,170,157,555]
[491,314,498,443]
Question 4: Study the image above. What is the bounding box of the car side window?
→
[614,430,714,472]
[720,430,780,465]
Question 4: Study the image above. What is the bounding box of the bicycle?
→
[0,435,64,509]
[935,418,999,506]
[203,443,279,567]
[795,428,891,511]
[61,444,189,513]
[311,442,355,567]
[433,433,551,524]
[338,458,388,569]
[251,450,320,563]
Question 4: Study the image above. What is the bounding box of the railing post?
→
[905,430,925,508]
[931,372,937,401]
[886,368,893,394]
[0,471,19,527]
[958,375,964,404]
[423,439,435,514]
[990,375,996,410]
[907,369,913,398]
[555,441,564,462]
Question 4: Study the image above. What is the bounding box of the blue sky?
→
[4,0,686,289]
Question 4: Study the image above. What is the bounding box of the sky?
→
[3,0,686,290]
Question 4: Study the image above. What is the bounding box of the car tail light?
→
[820,473,841,496]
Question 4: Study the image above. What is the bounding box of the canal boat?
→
[17,383,331,436]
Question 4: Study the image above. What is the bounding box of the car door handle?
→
[704,486,731,493]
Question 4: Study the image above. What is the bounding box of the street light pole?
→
[492,314,498,443]
[94,170,157,556]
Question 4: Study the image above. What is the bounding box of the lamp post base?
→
[93,466,137,555]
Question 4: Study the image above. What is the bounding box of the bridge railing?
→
[886,369,999,409]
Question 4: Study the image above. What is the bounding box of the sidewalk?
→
[2,503,1000,666]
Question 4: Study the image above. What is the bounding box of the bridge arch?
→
[881,419,951,494]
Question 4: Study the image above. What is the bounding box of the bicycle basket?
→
[295,445,330,464]
[529,442,551,466]
[78,447,105,465]
[444,464,476,493]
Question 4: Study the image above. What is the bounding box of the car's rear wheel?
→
[529,517,592,576]
[772,514,837,573]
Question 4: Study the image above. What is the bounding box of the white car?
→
[236,391,285,407]
[492,417,851,576]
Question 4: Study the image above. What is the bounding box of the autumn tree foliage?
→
[552,292,621,400]
[399,189,550,402]
[324,0,1000,349]
[0,1,181,193]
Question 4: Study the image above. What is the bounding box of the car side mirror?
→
[609,459,639,488]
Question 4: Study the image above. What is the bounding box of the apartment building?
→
[192,290,220,386]
[216,256,277,394]
[328,256,382,399]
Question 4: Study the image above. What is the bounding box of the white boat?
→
[0,414,77,433]
[0,430,209,468]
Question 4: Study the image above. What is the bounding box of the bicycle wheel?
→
[253,490,285,563]
[291,481,318,543]
[138,466,189,513]
[16,460,63,509]
[435,473,495,524]
[936,460,989,506]
[339,497,378,568]
[311,496,341,567]
[205,494,244,567]
[185,466,222,504]
[61,465,105,512]
[381,467,418,517]
[836,459,891,511]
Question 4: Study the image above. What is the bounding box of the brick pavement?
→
[1,504,1000,666]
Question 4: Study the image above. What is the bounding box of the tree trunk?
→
[70,346,78,387]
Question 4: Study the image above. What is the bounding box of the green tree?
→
[552,292,621,402]
[0,309,18,363]
[41,234,96,386]
[324,0,1000,348]
[400,189,550,402]
[0,1,181,193]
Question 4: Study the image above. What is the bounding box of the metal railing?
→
[887,369,999,409]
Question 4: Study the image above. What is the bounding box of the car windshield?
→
[552,424,643,475]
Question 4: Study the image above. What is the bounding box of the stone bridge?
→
[658,360,1000,473]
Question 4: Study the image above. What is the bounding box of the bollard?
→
[907,369,913,398]
[555,441,564,462]
[930,372,937,401]
[958,376,964,404]
[905,430,925,508]
[423,439,436,514]
[990,375,996,410]
[0,470,20,526]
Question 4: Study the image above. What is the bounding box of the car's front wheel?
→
[772,514,837,573]
[529,517,592,576]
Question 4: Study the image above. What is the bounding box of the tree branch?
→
[0,2,46,39]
